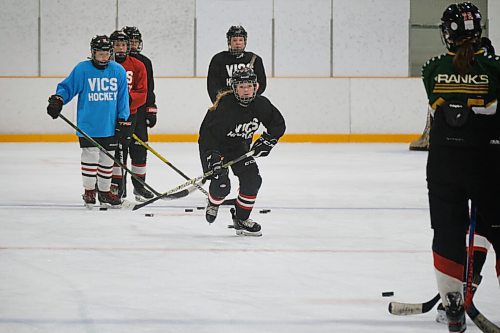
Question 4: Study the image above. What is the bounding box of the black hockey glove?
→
[206,151,227,180]
[251,132,278,158]
[115,118,132,147]
[47,95,64,119]
[145,106,157,128]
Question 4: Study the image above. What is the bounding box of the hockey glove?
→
[206,151,227,180]
[251,132,278,158]
[115,118,132,147]
[47,95,64,119]
[145,106,158,128]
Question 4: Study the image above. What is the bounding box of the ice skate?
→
[205,201,219,223]
[98,190,122,208]
[230,208,262,237]
[133,186,154,202]
[82,189,96,209]
[445,292,466,333]
[436,303,447,324]
[111,182,126,199]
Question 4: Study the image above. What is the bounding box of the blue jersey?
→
[55,60,130,138]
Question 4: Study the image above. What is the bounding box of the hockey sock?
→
[235,192,256,221]
[96,150,114,192]
[81,147,99,190]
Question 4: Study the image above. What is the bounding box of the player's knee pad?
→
[238,168,262,195]
[129,140,147,165]
[209,173,231,199]
[232,157,261,191]
[433,225,467,264]
[81,147,99,165]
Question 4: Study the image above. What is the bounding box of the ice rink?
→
[0,142,498,333]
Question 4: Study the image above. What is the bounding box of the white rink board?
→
[0,77,427,135]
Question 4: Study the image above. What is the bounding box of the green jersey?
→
[422,49,500,115]
[422,50,500,146]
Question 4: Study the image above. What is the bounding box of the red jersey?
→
[118,55,147,115]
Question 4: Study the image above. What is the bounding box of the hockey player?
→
[109,30,148,200]
[409,37,496,151]
[198,67,285,236]
[122,26,158,201]
[46,35,130,208]
[207,25,267,103]
[423,3,500,332]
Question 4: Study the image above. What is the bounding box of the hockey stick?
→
[467,301,500,333]
[465,201,477,309]
[58,114,188,200]
[388,293,440,315]
[132,150,255,211]
[133,134,209,196]
[464,202,500,333]
[389,293,499,332]
[132,134,236,205]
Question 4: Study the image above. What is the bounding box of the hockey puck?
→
[382,291,394,297]
[99,207,108,211]
[185,208,193,212]
[197,206,205,210]
[259,209,271,214]
[145,213,154,217]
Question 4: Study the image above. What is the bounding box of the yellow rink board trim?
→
[0,133,421,143]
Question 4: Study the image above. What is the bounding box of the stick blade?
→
[388,301,424,315]
[467,302,500,333]
[388,293,440,316]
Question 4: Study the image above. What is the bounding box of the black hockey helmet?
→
[231,67,258,106]
[440,2,482,51]
[226,25,247,56]
[90,35,113,69]
[110,30,130,62]
[122,26,143,54]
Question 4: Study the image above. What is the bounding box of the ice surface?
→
[0,143,497,333]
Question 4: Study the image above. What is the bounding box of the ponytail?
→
[452,38,478,75]
[209,89,232,112]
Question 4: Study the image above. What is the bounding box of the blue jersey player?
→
[46,35,130,208]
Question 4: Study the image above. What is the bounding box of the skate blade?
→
[84,203,95,210]
[134,195,149,202]
[99,202,122,209]
[235,229,262,237]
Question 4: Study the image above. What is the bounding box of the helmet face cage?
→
[226,25,247,56]
[440,2,482,51]
[110,30,130,61]
[231,67,258,106]
[122,26,143,54]
[90,35,113,68]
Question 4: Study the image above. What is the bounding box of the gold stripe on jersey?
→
[434,83,488,89]
[430,97,446,111]
[433,83,489,94]
[468,99,485,107]
[433,89,489,94]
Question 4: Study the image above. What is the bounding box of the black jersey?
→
[207,51,267,103]
[198,94,285,155]
[131,53,157,113]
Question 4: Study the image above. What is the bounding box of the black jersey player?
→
[199,67,285,236]
[423,3,500,331]
[121,26,158,201]
[207,25,267,103]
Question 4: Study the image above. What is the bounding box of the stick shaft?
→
[133,150,254,211]
[132,134,209,196]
